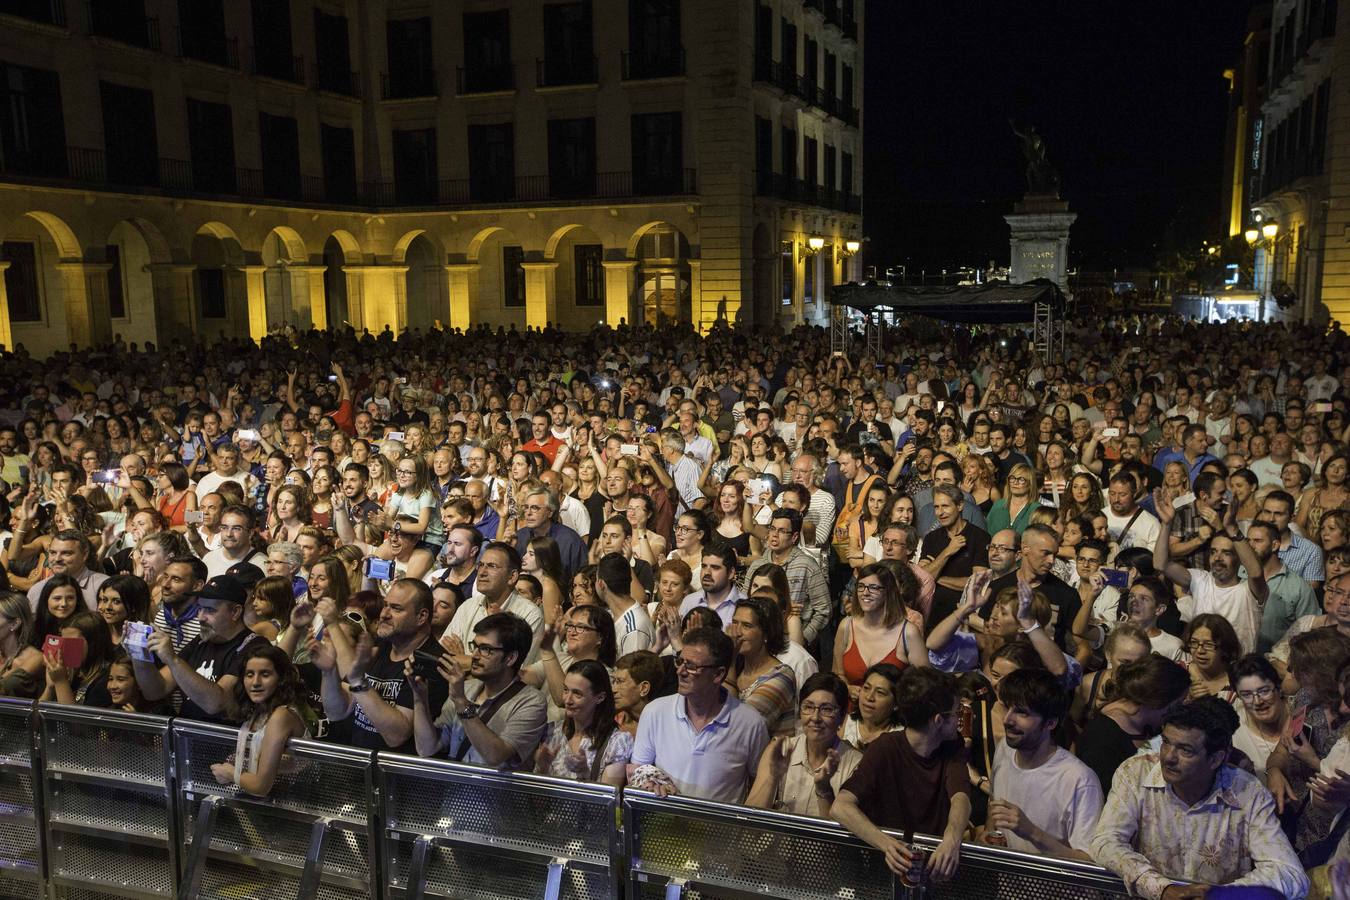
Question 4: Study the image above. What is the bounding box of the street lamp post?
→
[1245,220,1279,323]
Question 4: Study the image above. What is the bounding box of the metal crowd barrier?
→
[173,719,378,900]
[377,753,620,900]
[38,703,178,900]
[0,703,1134,900]
[0,698,41,900]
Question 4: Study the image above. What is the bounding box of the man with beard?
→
[135,574,259,722]
[987,424,1032,487]
[1103,474,1160,559]
[202,505,267,579]
[315,578,449,753]
[1091,697,1307,899]
[742,510,830,645]
[429,524,482,597]
[1153,490,1267,655]
[409,612,546,770]
[984,668,1102,860]
[678,544,745,629]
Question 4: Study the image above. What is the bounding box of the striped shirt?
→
[613,603,656,655]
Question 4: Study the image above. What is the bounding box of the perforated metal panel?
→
[43,715,168,783]
[0,699,39,893]
[49,831,175,896]
[385,766,613,863]
[916,865,1130,899]
[40,707,176,900]
[628,800,892,900]
[385,836,613,900]
[174,722,378,900]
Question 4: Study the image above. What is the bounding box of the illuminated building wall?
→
[0,0,862,356]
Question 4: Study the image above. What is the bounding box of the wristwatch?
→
[458,702,480,720]
[347,677,371,693]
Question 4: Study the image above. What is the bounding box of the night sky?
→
[862,0,1255,276]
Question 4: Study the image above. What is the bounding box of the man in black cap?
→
[132,574,260,722]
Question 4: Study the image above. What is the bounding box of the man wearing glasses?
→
[410,612,546,771]
[513,487,587,580]
[442,542,543,667]
[629,627,768,801]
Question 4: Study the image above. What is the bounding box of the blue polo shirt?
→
[630,691,769,802]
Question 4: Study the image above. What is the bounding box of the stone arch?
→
[325,229,362,264]
[321,232,363,331]
[470,226,525,327]
[625,220,692,261]
[22,211,81,259]
[263,225,307,264]
[547,224,607,330]
[465,226,510,264]
[0,211,83,356]
[191,222,246,337]
[393,228,442,266]
[629,222,693,325]
[104,217,172,348]
[402,232,447,333]
[544,224,585,261]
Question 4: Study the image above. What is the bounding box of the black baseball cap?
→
[191,575,248,607]
[225,562,265,589]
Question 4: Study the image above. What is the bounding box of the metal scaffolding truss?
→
[830,301,850,356]
[1031,301,1065,361]
[863,313,882,358]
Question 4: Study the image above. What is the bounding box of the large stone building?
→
[1248,0,1346,322]
[0,0,863,356]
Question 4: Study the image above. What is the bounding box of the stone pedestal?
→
[1005,195,1076,290]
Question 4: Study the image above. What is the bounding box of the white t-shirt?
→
[1147,629,1184,661]
[201,547,266,580]
[195,470,253,498]
[1176,569,1262,655]
[1232,706,1282,787]
[1248,456,1285,489]
[613,603,656,655]
[1104,507,1161,558]
[778,640,818,691]
[990,741,1104,854]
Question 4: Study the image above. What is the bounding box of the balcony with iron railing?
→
[177,27,239,69]
[457,63,515,94]
[536,55,598,87]
[0,138,700,208]
[760,172,859,213]
[314,62,359,97]
[252,49,305,85]
[0,0,66,27]
[86,1,158,50]
[621,46,685,80]
[381,68,437,99]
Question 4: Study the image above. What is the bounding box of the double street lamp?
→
[1244,220,1279,322]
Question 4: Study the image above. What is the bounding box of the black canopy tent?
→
[827,278,1068,359]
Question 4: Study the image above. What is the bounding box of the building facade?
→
[1249,0,1343,323]
[1221,4,1270,240]
[0,0,863,357]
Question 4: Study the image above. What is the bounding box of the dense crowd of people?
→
[4,314,1350,897]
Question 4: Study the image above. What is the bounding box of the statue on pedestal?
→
[1009,120,1060,197]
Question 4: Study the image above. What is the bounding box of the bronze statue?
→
[1010,120,1060,196]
